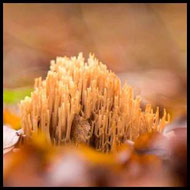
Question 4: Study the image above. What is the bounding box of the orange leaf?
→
[3,109,21,130]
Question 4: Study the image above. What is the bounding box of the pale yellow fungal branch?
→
[19,53,170,152]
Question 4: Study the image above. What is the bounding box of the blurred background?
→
[3,3,187,119]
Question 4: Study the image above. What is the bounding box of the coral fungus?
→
[20,53,170,152]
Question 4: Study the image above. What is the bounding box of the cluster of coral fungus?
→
[20,53,170,152]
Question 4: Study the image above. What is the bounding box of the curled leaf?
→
[3,125,24,154]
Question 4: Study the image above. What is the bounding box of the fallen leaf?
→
[3,125,23,154]
[134,132,170,160]
[163,114,187,135]
[3,109,21,130]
